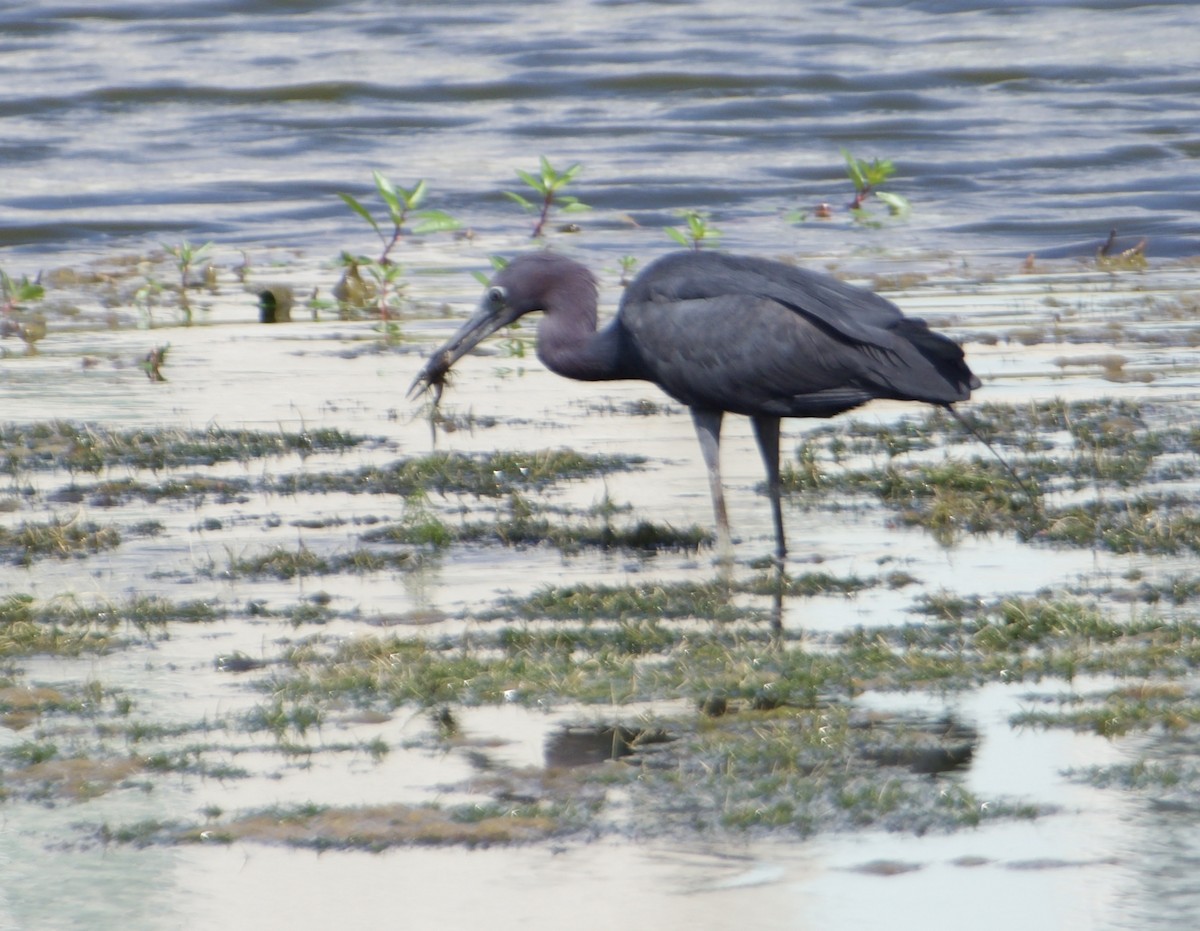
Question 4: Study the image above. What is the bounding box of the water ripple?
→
[1,0,1197,265]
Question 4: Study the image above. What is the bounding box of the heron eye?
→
[487,286,507,307]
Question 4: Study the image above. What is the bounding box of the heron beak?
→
[407,300,520,401]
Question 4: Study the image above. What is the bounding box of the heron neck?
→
[537,315,635,382]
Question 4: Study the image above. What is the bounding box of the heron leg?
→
[690,407,731,559]
[751,414,786,564]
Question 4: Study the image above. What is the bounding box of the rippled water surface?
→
[2,0,1198,268]
[2,2,1200,930]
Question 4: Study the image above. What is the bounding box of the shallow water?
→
[3,266,1200,929]
[3,1,1200,929]
[2,0,1198,273]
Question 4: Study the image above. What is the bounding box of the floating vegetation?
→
[1041,495,1200,555]
[4,753,147,801]
[1012,682,1200,737]
[659,708,1033,836]
[363,508,711,554]
[218,543,416,580]
[0,422,373,475]
[499,581,745,623]
[284,448,644,498]
[0,517,121,564]
[172,799,569,850]
[59,474,253,506]
[0,593,221,658]
[782,396,1200,551]
[10,387,1200,851]
[1065,757,1199,790]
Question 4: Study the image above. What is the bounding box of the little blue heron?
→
[409,250,980,562]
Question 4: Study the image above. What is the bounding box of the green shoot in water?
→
[1,269,47,354]
[163,240,213,324]
[666,210,722,250]
[338,172,460,324]
[842,149,910,218]
[504,156,590,239]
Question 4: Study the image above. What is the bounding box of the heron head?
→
[407,253,595,400]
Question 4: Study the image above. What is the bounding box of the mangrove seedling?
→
[0,270,46,353]
[842,149,910,218]
[164,240,214,324]
[666,210,722,250]
[1,270,43,315]
[504,156,590,239]
[134,276,165,329]
[164,240,213,289]
[142,344,170,382]
[338,172,460,323]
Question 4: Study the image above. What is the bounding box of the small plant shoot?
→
[339,172,460,325]
[0,270,46,354]
[842,149,910,219]
[163,240,213,325]
[504,156,590,238]
[666,210,722,250]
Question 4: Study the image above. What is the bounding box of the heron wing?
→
[624,251,912,344]
[620,252,976,412]
[620,294,877,416]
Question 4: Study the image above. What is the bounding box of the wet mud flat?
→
[4,254,1200,927]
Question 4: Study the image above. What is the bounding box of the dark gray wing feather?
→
[618,251,978,417]
[624,251,908,345]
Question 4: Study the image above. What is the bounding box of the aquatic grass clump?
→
[250,622,733,718]
[243,696,326,739]
[0,684,81,723]
[971,597,1125,649]
[640,707,1037,837]
[66,474,252,506]
[1012,684,1200,737]
[500,573,878,626]
[0,517,121,564]
[1042,495,1200,555]
[287,448,644,499]
[364,508,711,555]
[780,396,1200,550]
[0,422,372,475]
[881,592,1200,685]
[0,613,115,658]
[261,636,509,710]
[1066,758,1193,790]
[220,544,414,580]
[743,570,878,598]
[498,619,681,658]
[4,754,148,801]
[1,593,220,657]
[871,459,1039,543]
[173,799,567,850]
[501,581,745,623]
